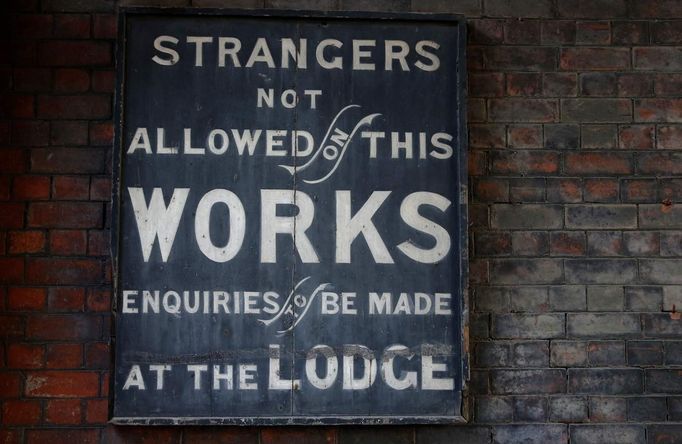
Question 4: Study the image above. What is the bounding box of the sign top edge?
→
[117,6,466,24]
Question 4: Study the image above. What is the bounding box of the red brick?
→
[184,429,259,444]
[1,399,41,425]
[85,399,108,424]
[557,0,627,18]
[11,40,38,66]
[13,175,50,200]
[87,230,109,256]
[491,151,560,175]
[50,120,88,145]
[0,371,22,397]
[636,99,682,123]
[90,177,111,201]
[31,147,105,174]
[507,73,542,97]
[658,125,682,149]
[0,315,24,336]
[504,20,541,44]
[584,179,619,202]
[13,68,52,92]
[474,178,509,202]
[0,430,21,444]
[27,314,101,341]
[622,179,658,202]
[8,231,46,254]
[89,122,113,145]
[45,399,82,424]
[54,68,89,93]
[38,95,109,119]
[28,202,103,228]
[11,14,53,39]
[12,121,49,146]
[508,124,542,148]
[49,229,87,256]
[26,429,99,444]
[565,152,632,175]
[93,14,116,39]
[0,94,34,118]
[48,287,85,311]
[53,176,90,200]
[105,427,180,444]
[54,14,90,38]
[551,232,586,256]
[560,48,630,71]
[92,70,114,93]
[618,125,654,149]
[0,149,28,173]
[26,257,102,285]
[38,41,111,66]
[46,343,82,368]
[8,287,46,310]
[469,98,486,122]
[86,288,110,312]
[85,342,109,369]
[0,203,25,228]
[0,176,8,200]
[0,257,24,284]
[469,150,486,176]
[634,47,682,71]
[7,343,44,368]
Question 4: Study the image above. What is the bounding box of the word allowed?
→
[122,344,454,392]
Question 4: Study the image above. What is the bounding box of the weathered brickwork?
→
[1,0,681,443]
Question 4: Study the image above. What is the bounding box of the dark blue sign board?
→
[112,8,468,425]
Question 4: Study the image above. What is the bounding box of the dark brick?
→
[474,179,510,202]
[551,341,587,366]
[511,231,549,256]
[549,286,587,311]
[640,259,682,284]
[493,425,567,444]
[643,314,682,338]
[562,99,631,122]
[470,124,506,148]
[612,21,649,45]
[557,0,627,18]
[491,205,562,229]
[38,41,111,66]
[576,21,610,45]
[587,340,625,365]
[470,73,505,97]
[618,73,654,97]
[507,124,542,148]
[544,124,579,149]
[581,125,617,148]
[484,0,555,17]
[646,369,682,394]
[621,180,658,203]
[509,178,545,202]
[570,425,644,444]
[31,148,105,174]
[586,232,623,256]
[484,47,557,71]
[567,313,640,337]
[469,19,505,44]
[491,151,559,175]
[476,232,512,256]
[589,397,626,422]
[658,125,682,148]
[547,179,582,203]
[506,73,541,96]
[416,427,491,444]
[543,73,577,97]
[625,286,663,311]
[647,425,682,444]
[492,314,565,338]
[549,396,588,422]
[583,179,618,203]
[489,99,558,122]
[476,396,513,423]
[512,397,547,422]
[635,47,682,71]
[566,205,637,229]
[635,98,682,122]
[568,368,643,394]
[541,21,576,45]
[628,397,667,421]
[492,370,566,395]
[504,21,541,45]
[661,232,682,256]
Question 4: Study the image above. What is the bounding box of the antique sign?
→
[112,8,468,424]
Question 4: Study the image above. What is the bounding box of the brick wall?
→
[1,0,681,443]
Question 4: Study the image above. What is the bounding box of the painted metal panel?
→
[112,8,468,425]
